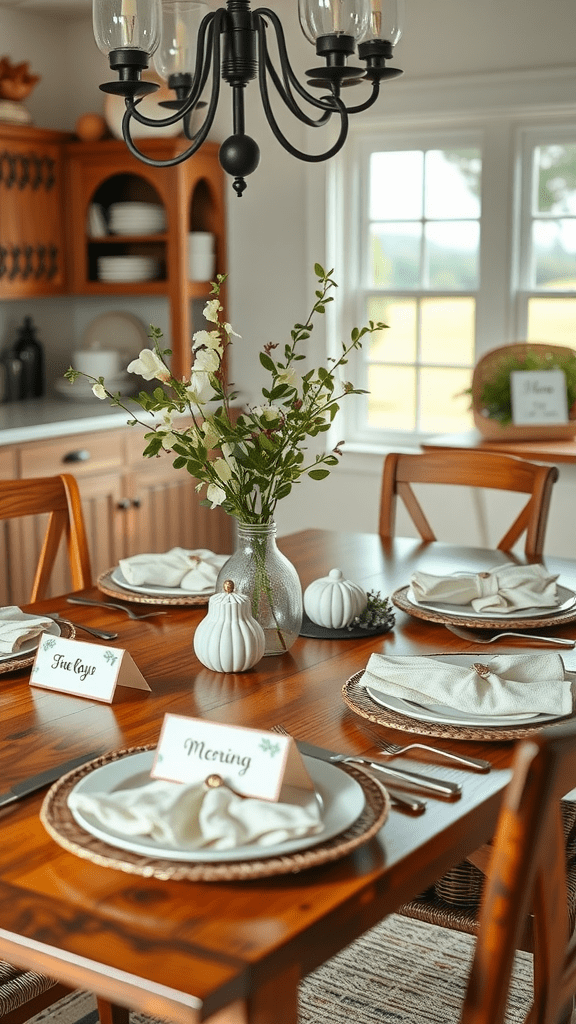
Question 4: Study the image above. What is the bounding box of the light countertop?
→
[0,396,146,446]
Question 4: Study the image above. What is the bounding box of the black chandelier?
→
[94,0,403,196]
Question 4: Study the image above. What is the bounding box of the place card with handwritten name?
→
[29,634,150,702]
[511,369,569,425]
[151,713,315,801]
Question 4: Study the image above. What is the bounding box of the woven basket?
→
[433,799,576,909]
[472,342,576,441]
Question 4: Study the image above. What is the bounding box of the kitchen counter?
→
[0,396,135,446]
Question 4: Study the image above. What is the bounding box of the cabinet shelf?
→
[65,139,227,379]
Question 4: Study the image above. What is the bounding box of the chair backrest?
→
[0,474,92,601]
[379,449,559,558]
[461,716,576,1024]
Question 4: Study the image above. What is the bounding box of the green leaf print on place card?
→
[29,635,150,703]
[150,714,316,800]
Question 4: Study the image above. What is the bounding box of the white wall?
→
[0,0,575,554]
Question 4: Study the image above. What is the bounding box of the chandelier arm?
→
[263,48,332,128]
[257,47,350,163]
[254,9,340,113]
[343,79,381,113]
[121,24,223,168]
[125,9,220,129]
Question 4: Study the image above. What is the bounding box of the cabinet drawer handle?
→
[117,498,131,509]
[132,497,141,508]
[63,449,91,463]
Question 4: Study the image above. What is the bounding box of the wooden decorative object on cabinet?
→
[64,138,227,379]
[5,424,234,604]
[0,125,71,298]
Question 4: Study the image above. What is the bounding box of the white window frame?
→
[306,67,576,454]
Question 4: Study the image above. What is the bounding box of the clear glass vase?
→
[215,522,303,655]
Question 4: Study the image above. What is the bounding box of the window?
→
[328,104,576,450]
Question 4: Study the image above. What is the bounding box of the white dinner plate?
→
[365,653,572,728]
[110,558,229,598]
[0,617,60,664]
[81,312,150,361]
[67,750,366,863]
[406,582,576,620]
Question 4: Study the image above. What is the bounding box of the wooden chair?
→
[379,449,559,558]
[0,474,92,601]
[0,475,120,1024]
[302,719,576,1024]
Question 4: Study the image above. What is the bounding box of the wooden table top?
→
[2,530,575,1024]
[423,429,576,464]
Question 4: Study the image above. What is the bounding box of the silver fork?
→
[378,737,491,773]
[44,614,118,641]
[67,597,168,620]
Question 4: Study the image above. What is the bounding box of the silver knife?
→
[0,751,101,808]
[297,739,462,800]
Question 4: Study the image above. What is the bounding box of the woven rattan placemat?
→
[392,585,576,632]
[97,569,210,607]
[40,745,390,881]
[1,620,75,675]
[342,669,574,741]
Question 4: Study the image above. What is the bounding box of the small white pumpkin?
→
[303,568,367,629]
[193,580,266,672]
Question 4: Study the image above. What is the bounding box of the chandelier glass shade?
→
[93,0,404,196]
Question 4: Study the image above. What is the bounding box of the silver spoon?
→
[447,624,575,647]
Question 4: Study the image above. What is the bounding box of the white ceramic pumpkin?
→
[193,580,266,672]
[303,568,367,629]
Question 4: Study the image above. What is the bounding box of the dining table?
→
[1,528,575,1024]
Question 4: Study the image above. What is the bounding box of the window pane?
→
[419,368,474,433]
[532,219,576,289]
[367,297,416,363]
[370,223,422,288]
[420,297,475,365]
[527,297,576,345]
[367,364,416,430]
[425,221,480,289]
[425,149,481,219]
[535,144,576,215]
[370,151,423,220]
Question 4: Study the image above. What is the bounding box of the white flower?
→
[192,329,222,353]
[213,457,232,483]
[222,323,241,337]
[203,298,222,324]
[186,371,214,405]
[252,404,280,423]
[206,482,226,508]
[194,347,221,373]
[276,368,296,386]
[127,348,170,382]
[92,383,106,400]
[201,419,220,449]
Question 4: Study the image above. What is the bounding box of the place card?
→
[29,634,150,703]
[151,714,315,801]
[510,369,568,424]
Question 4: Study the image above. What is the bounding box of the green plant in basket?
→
[476,349,576,425]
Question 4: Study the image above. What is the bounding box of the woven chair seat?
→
[0,962,59,1016]
[400,798,576,946]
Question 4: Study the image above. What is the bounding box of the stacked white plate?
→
[188,231,216,281]
[109,202,167,236]
[97,255,161,282]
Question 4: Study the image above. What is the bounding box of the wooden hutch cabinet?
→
[0,124,69,298]
[64,137,227,378]
[0,132,232,603]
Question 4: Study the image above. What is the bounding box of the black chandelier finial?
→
[93,0,403,195]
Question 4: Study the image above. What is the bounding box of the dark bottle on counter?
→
[0,349,22,402]
[14,316,45,399]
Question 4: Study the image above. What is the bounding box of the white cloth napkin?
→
[409,562,559,613]
[361,652,574,717]
[0,606,54,655]
[68,777,323,850]
[119,548,229,592]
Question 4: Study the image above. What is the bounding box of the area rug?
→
[24,915,533,1024]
